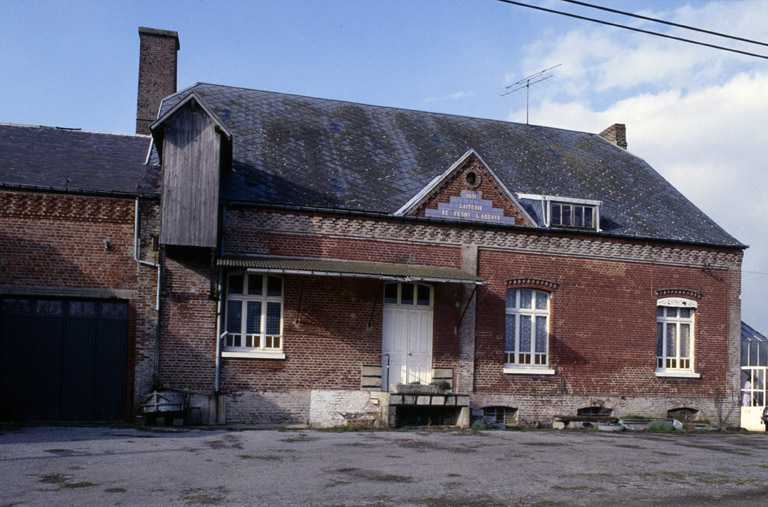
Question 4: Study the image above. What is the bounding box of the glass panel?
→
[520,316,531,353]
[679,308,691,319]
[680,324,690,359]
[228,274,244,295]
[520,290,532,309]
[584,207,594,229]
[755,369,765,390]
[505,315,515,352]
[749,341,759,366]
[506,290,517,311]
[657,307,664,318]
[535,316,547,353]
[741,342,749,367]
[246,301,261,334]
[102,302,114,317]
[401,283,414,305]
[760,342,768,367]
[266,302,281,336]
[551,204,561,225]
[226,300,242,333]
[562,205,571,226]
[535,292,547,310]
[248,274,263,295]
[666,323,677,359]
[667,308,678,319]
[114,302,128,319]
[266,276,282,297]
[83,302,96,317]
[575,206,583,227]
[70,301,82,316]
[656,323,664,358]
[417,285,431,306]
[384,284,398,304]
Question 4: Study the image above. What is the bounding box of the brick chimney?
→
[136,27,179,135]
[598,123,627,150]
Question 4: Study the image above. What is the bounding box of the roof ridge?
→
[179,82,596,137]
[0,122,151,138]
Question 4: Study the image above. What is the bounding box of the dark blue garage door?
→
[0,298,128,421]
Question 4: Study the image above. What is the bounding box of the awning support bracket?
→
[454,285,478,335]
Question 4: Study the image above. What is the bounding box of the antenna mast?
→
[503,64,561,124]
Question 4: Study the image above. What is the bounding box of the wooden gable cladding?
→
[401,151,535,228]
[159,103,221,248]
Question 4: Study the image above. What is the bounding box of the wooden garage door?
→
[0,298,128,421]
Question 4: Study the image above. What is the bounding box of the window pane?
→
[401,283,414,305]
[114,302,128,319]
[246,301,261,334]
[656,323,664,358]
[70,301,82,316]
[680,324,690,359]
[679,308,691,319]
[266,302,281,336]
[749,341,759,366]
[760,342,768,367]
[520,316,532,353]
[267,276,282,297]
[520,290,532,309]
[83,302,96,317]
[226,301,242,333]
[535,292,547,310]
[384,284,398,304]
[228,274,244,295]
[657,307,664,318]
[506,289,516,311]
[666,323,677,358]
[535,316,547,353]
[417,285,431,306]
[584,207,594,229]
[551,204,561,225]
[575,206,583,227]
[667,308,678,318]
[505,315,515,351]
[248,274,263,295]
[562,205,571,226]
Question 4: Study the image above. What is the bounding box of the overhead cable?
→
[495,0,768,61]
[560,0,768,48]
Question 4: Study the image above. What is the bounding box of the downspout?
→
[214,205,226,424]
[134,197,163,386]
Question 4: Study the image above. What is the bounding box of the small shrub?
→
[647,420,676,433]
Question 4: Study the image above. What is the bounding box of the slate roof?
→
[0,123,158,196]
[156,83,742,248]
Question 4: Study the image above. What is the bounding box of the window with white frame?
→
[656,298,696,374]
[224,273,283,353]
[550,202,596,229]
[505,289,551,371]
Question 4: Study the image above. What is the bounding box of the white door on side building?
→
[382,282,433,391]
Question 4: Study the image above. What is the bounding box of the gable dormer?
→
[150,93,232,248]
[396,150,536,227]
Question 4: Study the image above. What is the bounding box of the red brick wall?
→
[474,247,736,398]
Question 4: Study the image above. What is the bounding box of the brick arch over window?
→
[506,278,558,292]
[656,288,702,300]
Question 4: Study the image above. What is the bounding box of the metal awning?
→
[217,256,486,285]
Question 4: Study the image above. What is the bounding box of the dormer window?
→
[551,202,596,229]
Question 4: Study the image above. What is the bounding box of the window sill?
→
[503,366,555,375]
[222,351,286,360]
[655,370,700,379]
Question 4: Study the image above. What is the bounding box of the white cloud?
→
[425,91,475,102]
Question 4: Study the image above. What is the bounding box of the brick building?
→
[0,27,745,427]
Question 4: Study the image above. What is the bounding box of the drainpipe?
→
[134,197,163,387]
[215,269,224,391]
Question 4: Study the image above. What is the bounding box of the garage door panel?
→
[0,297,128,422]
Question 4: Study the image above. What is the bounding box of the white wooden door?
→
[382,283,433,391]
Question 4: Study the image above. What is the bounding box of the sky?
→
[2,0,767,332]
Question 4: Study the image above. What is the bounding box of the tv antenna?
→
[503,64,561,124]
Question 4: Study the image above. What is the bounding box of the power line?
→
[560,0,768,48]
[495,0,768,61]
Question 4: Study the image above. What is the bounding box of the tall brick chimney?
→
[136,27,180,135]
[599,123,627,150]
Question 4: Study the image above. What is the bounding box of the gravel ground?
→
[1,425,767,506]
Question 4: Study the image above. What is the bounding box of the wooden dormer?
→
[150,93,232,248]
